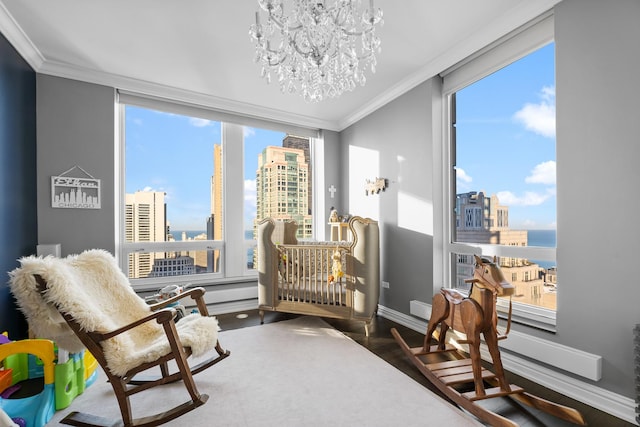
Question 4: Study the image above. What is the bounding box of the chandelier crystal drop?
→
[249,0,383,102]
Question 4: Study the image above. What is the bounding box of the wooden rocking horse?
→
[392,255,586,427]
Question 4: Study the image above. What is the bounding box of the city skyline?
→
[125,108,285,231]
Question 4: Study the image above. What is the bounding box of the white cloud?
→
[138,185,171,200]
[525,160,556,185]
[456,167,472,183]
[496,190,550,206]
[455,167,473,191]
[244,127,256,138]
[514,85,556,138]
[189,118,212,127]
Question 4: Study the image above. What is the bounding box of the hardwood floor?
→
[215,309,636,427]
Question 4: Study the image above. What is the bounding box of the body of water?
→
[172,230,255,240]
[171,230,207,240]
[172,229,557,268]
[527,229,556,269]
[172,230,256,266]
[527,229,556,248]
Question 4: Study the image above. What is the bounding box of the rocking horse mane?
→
[471,255,515,297]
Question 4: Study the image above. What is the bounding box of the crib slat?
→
[294,247,300,301]
[275,244,351,308]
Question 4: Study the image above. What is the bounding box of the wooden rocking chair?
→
[9,249,230,427]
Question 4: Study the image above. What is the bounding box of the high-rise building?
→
[255,144,312,239]
[456,191,526,246]
[125,191,167,278]
[282,135,312,215]
[455,191,554,309]
[207,143,223,272]
[210,144,223,240]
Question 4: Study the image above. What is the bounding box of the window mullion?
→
[222,123,245,278]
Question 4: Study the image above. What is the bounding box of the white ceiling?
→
[0,0,559,131]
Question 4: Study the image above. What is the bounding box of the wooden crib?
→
[257,216,380,335]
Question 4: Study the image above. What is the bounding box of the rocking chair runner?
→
[9,249,230,427]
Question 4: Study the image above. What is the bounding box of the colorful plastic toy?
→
[0,335,99,426]
[0,339,56,427]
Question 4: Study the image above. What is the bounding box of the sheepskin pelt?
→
[9,249,219,377]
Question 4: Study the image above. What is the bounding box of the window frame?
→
[116,94,320,290]
[436,12,557,330]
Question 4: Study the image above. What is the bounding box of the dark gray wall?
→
[0,32,36,339]
[321,129,342,238]
[36,75,116,256]
[341,80,435,312]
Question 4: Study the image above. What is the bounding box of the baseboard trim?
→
[379,303,638,425]
[181,286,258,314]
[407,300,602,379]
[207,299,259,316]
[378,304,428,332]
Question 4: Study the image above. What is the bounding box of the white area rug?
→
[47,316,482,426]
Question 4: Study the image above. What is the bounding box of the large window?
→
[440,14,556,329]
[119,97,315,289]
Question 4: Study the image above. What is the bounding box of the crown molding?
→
[38,60,339,132]
[0,0,338,133]
[0,1,44,69]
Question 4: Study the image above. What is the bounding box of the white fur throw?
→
[9,249,219,377]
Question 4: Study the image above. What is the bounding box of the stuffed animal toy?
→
[330,249,343,283]
[329,207,339,223]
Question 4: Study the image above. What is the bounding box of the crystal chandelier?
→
[249,0,383,102]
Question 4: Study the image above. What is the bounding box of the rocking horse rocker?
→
[391,255,586,427]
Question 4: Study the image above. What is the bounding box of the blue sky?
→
[455,42,556,230]
[125,42,555,231]
[125,110,283,230]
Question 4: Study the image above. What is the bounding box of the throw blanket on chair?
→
[9,249,219,376]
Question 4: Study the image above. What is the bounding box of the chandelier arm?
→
[356,52,374,61]
[288,23,303,32]
[267,54,288,67]
[290,31,312,58]
[266,11,285,30]
[258,41,289,67]
[342,27,372,37]
[292,41,310,58]
[267,9,304,34]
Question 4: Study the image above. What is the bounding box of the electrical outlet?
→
[382,281,390,289]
